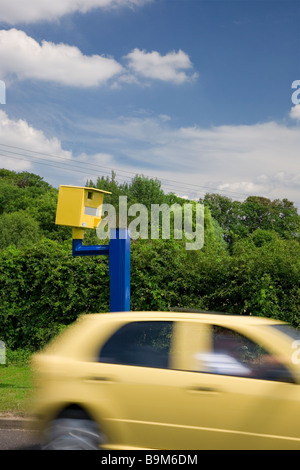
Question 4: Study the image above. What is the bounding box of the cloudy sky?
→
[0,0,299,206]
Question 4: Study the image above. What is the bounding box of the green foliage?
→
[0,169,50,189]
[0,170,70,242]
[127,174,165,207]
[0,169,300,351]
[93,172,165,211]
[0,240,109,350]
[197,233,300,325]
[0,170,51,215]
[0,211,41,249]
[6,348,32,366]
[203,193,300,245]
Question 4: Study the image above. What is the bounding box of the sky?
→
[0,0,300,206]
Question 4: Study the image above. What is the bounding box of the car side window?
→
[196,325,294,383]
[98,321,173,369]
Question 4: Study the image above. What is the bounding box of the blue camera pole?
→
[72,228,130,312]
[109,228,131,312]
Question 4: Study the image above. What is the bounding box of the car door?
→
[174,321,300,449]
[91,319,188,449]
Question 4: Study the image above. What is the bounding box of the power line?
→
[0,143,243,200]
[0,142,299,206]
[0,142,245,197]
[0,143,247,199]
[0,143,253,196]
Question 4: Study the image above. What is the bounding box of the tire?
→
[41,415,105,450]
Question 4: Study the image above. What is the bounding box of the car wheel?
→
[41,413,106,450]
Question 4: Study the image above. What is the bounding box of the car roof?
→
[83,311,284,327]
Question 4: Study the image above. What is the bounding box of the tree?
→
[0,211,41,249]
[127,175,165,208]
[201,193,247,244]
[241,196,300,237]
[28,188,71,241]
[203,193,300,245]
[0,169,50,189]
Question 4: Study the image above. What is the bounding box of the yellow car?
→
[31,311,300,450]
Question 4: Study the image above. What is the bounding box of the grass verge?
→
[0,350,34,416]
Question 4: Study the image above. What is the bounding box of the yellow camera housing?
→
[55,185,111,237]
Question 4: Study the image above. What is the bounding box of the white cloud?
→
[0,0,151,25]
[0,110,72,171]
[79,115,300,203]
[0,29,197,88]
[290,105,300,121]
[0,110,117,182]
[216,172,300,205]
[0,29,123,87]
[124,49,198,84]
[217,181,264,194]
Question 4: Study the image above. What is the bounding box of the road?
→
[0,428,40,450]
[0,417,41,450]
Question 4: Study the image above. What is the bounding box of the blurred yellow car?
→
[31,311,300,450]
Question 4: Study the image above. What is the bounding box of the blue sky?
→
[0,0,299,205]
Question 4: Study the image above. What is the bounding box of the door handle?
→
[84,376,115,383]
[187,386,220,394]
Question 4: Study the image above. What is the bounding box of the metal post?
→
[72,239,109,257]
[109,228,131,312]
[72,228,130,312]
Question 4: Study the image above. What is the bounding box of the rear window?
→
[98,321,173,369]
